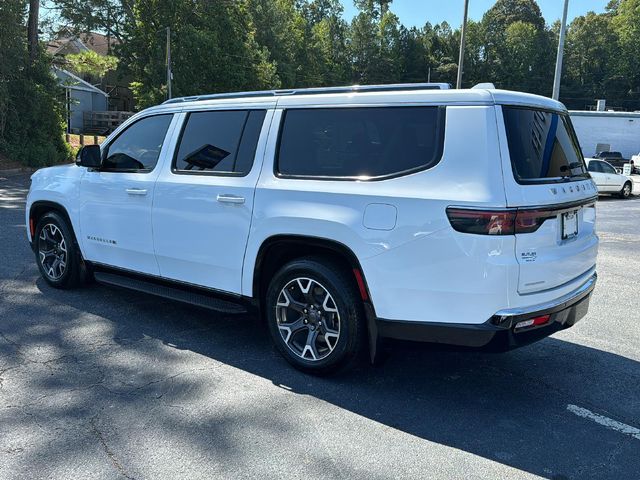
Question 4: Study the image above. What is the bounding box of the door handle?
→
[217,194,245,204]
[126,188,148,196]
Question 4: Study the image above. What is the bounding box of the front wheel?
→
[34,212,86,289]
[619,181,632,199]
[265,258,365,374]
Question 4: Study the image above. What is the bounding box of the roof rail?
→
[162,83,451,104]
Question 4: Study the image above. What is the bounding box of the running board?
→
[93,271,247,314]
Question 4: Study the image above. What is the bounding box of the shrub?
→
[0,1,71,168]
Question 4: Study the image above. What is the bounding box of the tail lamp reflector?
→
[515,314,551,330]
[353,268,368,301]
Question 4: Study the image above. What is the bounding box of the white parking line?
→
[567,404,640,440]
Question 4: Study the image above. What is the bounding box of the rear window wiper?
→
[559,162,586,178]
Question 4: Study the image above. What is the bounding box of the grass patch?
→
[66,134,106,148]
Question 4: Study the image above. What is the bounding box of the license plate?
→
[562,211,578,239]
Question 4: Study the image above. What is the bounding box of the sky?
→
[341,0,610,28]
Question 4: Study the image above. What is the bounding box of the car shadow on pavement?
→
[10,277,637,480]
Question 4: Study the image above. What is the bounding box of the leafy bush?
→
[0,0,72,168]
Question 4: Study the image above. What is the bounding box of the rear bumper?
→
[375,272,597,351]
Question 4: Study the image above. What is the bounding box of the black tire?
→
[619,181,632,199]
[265,257,365,375]
[34,211,87,289]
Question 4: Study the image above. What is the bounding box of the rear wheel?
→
[265,257,365,374]
[619,181,632,199]
[34,212,87,289]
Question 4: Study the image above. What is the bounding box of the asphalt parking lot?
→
[1,173,639,480]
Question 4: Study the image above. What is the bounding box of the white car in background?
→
[586,158,633,198]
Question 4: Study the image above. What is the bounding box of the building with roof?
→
[53,67,109,133]
[47,30,134,128]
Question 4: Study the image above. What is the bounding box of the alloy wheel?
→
[38,223,67,281]
[276,277,341,361]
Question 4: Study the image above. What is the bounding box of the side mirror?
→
[76,145,102,169]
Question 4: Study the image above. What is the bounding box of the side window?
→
[588,161,602,173]
[174,110,266,175]
[601,162,616,174]
[102,115,173,172]
[276,107,445,179]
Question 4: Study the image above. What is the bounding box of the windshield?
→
[502,106,589,184]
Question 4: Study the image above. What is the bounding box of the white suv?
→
[26,84,599,374]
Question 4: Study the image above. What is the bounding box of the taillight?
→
[446,208,516,235]
[514,209,557,234]
[515,314,551,330]
[447,207,558,235]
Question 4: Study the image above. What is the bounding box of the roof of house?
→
[53,67,109,97]
[47,31,119,57]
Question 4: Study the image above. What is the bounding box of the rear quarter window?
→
[502,106,589,184]
[276,106,445,179]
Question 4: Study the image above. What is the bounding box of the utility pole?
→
[27,0,39,62]
[166,27,172,100]
[456,0,469,89]
[552,0,570,100]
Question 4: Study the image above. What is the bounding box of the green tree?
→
[349,5,403,84]
[0,0,70,167]
[563,11,620,106]
[47,0,640,110]
[248,0,307,87]
[66,49,119,77]
[462,20,489,87]
[380,12,403,81]
[305,7,351,86]
[353,0,392,19]
[398,26,428,83]
[118,0,279,108]
[422,22,458,84]
[349,11,379,83]
[503,21,540,90]
[481,0,553,94]
[49,0,131,47]
[611,0,640,94]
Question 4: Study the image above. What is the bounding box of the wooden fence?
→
[65,133,105,147]
[83,111,134,135]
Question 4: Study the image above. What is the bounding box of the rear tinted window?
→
[277,107,445,179]
[174,110,266,175]
[503,107,588,183]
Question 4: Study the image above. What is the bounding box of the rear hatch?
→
[499,105,598,294]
